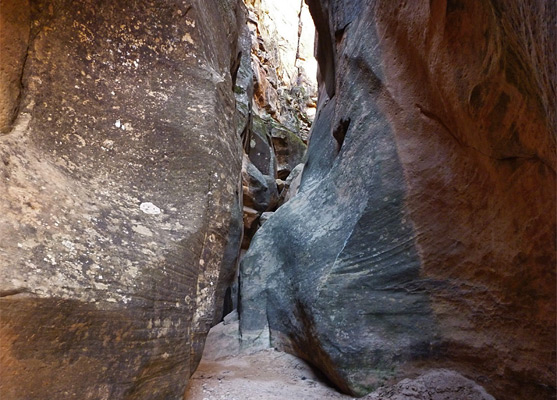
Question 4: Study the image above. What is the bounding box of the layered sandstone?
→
[0,1,245,398]
[240,1,556,399]
[245,0,317,137]
[235,0,312,253]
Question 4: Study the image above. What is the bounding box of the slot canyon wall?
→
[233,0,316,305]
[0,0,246,398]
[237,0,316,244]
[0,0,316,398]
[240,1,556,400]
[1,0,555,399]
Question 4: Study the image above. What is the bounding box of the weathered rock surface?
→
[278,163,304,206]
[241,153,278,248]
[240,1,556,399]
[0,0,30,133]
[240,114,306,250]
[245,0,317,138]
[270,119,307,180]
[234,1,311,252]
[0,1,245,398]
[366,370,495,400]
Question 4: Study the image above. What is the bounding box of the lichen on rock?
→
[0,1,246,398]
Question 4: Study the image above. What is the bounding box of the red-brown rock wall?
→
[375,2,555,396]
[240,0,555,398]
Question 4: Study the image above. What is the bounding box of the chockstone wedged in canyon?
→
[0,1,555,400]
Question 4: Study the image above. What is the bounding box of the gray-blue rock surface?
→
[240,1,556,399]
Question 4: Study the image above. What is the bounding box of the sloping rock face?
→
[240,0,556,399]
[0,0,245,398]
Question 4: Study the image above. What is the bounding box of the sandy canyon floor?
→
[184,313,495,400]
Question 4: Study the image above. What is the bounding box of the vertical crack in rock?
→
[332,117,350,151]
[0,0,30,133]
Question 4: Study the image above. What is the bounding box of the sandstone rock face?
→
[245,0,317,137]
[0,1,245,399]
[0,0,30,133]
[241,153,278,248]
[234,0,311,252]
[240,1,556,399]
[270,119,307,180]
[367,369,495,400]
[240,114,306,251]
